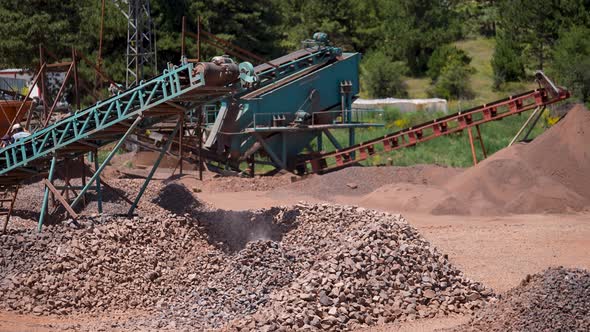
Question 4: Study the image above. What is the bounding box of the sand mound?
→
[452,267,590,331]
[435,104,590,215]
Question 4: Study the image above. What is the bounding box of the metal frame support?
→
[509,106,542,146]
[70,116,143,210]
[475,125,487,158]
[521,107,546,142]
[466,125,486,166]
[317,132,323,151]
[282,133,287,169]
[128,116,181,216]
[323,129,342,150]
[467,127,478,166]
[93,150,103,214]
[253,133,286,170]
[38,156,57,232]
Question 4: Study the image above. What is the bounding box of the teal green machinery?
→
[203,34,379,172]
[0,33,381,231]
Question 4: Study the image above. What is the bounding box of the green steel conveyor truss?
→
[0,64,202,174]
[0,62,208,231]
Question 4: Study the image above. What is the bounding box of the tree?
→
[491,33,525,87]
[495,0,590,72]
[454,0,498,37]
[550,26,590,103]
[427,45,471,81]
[188,0,284,60]
[360,51,408,98]
[275,0,361,52]
[428,58,475,100]
[379,0,462,75]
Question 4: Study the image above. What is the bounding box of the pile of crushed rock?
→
[0,202,494,331]
[452,267,590,331]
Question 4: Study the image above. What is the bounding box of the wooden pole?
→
[181,16,186,57]
[197,16,201,61]
[96,0,106,92]
[198,106,203,180]
[39,45,48,123]
[72,47,80,111]
[467,127,478,166]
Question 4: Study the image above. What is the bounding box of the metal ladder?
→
[0,184,19,233]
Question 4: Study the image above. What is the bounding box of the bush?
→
[361,51,409,98]
[550,25,590,103]
[492,34,525,88]
[427,45,471,81]
[428,59,475,100]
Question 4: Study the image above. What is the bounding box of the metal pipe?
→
[509,106,541,146]
[475,125,487,158]
[179,116,184,175]
[198,106,203,180]
[38,156,57,232]
[94,149,103,214]
[522,106,546,142]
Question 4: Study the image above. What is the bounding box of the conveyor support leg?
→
[128,117,182,216]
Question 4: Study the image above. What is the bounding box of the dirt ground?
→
[3,185,587,332]
[198,190,590,294]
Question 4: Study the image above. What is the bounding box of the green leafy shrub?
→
[361,51,409,98]
[550,25,590,103]
[492,34,525,88]
[427,45,472,81]
[428,59,475,100]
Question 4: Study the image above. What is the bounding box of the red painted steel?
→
[300,86,570,174]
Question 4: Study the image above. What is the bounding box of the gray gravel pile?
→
[1,200,493,331]
[0,213,205,316]
[229,203,493,331]
[177,240,298,327]
[452,267,590,332]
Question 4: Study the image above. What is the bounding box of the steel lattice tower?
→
[124,0,157,87]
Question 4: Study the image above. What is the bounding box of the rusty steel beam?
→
[301,87,570,174]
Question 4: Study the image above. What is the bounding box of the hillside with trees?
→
[0,0,589,104]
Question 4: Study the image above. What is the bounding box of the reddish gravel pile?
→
[435,104,590,215]
[0,202,494,331]
[453,267,590,331]
[274,165,462,200]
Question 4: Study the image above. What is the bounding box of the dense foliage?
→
[0,0,589,102]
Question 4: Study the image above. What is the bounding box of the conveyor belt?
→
[299,73,570,174]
